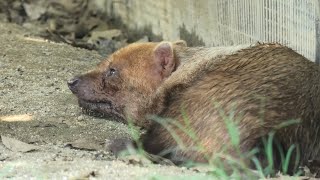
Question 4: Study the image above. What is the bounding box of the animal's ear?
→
[173,40,187,47]
[153,41,175,79]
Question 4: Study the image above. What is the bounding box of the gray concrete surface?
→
[94,0,320,62]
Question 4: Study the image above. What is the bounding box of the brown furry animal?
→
[68,41,320,174]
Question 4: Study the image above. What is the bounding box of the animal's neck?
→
[140,44,254,126]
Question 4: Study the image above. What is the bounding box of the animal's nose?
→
[67,77,80,93]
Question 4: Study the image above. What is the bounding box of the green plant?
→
[121,99,304,179]
[147,101,303,179]
[117,117,146,157]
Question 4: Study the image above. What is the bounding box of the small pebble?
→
[77,115,84,121]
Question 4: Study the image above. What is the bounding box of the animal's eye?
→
[107,68,117,77]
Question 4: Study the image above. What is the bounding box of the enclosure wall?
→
[94,0,320,62]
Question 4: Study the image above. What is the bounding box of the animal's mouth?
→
[78,99,126,123]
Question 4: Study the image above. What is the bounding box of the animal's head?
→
[67,41,186,127]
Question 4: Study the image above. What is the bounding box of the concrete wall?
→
[94,0,320,63]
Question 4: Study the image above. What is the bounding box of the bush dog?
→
[68,41,320,174]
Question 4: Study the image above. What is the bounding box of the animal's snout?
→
[67,77,80,94]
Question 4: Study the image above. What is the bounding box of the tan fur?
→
[68,41,320,174]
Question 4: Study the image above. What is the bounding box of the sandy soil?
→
[0,22,206,179]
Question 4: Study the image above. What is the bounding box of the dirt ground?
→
[0,22,209,179]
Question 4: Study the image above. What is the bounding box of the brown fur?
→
[68,41,320,174]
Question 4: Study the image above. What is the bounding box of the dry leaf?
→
[23,3,46,20]
[1,135,39,152]
[89,29,122,43]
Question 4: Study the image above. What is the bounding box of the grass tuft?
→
[123,101,304,179]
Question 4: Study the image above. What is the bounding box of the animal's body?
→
[68,41,320,174]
